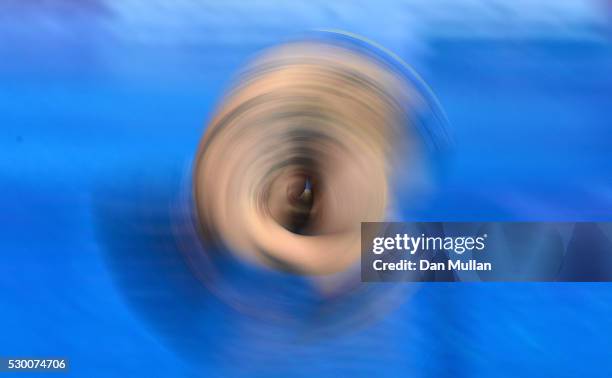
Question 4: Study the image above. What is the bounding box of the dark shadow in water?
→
[91,170,235,366]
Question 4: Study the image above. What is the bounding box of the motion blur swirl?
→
[194,32,447,272]
[178,32,449,326]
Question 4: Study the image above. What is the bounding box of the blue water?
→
[1,1,612,377]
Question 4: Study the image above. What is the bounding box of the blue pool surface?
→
[1,1,612,377]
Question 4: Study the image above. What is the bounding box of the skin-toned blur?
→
[193,39,423,275]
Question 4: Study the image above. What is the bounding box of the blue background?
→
[1,1,612,377]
